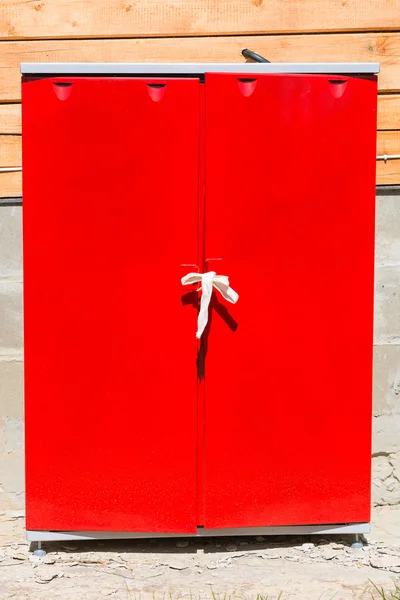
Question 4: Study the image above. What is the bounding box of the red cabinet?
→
[22,65,377,540]
[23,77,200,533]
[204,73,376,529]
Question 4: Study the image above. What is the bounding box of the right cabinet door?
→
[204,73,377,529]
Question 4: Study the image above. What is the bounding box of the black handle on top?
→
[241,49,271,63]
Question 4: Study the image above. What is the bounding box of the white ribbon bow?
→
[181,271,239,339]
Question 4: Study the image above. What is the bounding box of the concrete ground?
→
[1,198,400,600]
[1,498,400,600]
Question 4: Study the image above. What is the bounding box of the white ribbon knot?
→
[181,271,239,339]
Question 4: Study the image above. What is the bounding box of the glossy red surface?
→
[23,77,200,532]
[203,73,377,528]
[23,72,377,534]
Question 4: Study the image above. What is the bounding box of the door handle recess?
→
[237,78,257,97]
[328,79,348,98]
[147,83,167,102]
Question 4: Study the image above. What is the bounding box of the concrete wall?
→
[0,205,24,512]
[0,195,399,512]
[372,192,400,505]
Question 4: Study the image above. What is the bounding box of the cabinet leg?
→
[33,541,46,557]
[351,533,363,549]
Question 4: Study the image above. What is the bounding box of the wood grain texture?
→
[0,104,21,134]
[376,160,400,185]
[2,0,400,40]
[0,131,398,194]
[2,132,399,161]
[3,94,399,135]
[378,95,400,130]
[2,33,398,102]
[0,165,396,194]
[377,131,400,155]
[6,97,396,172]
[0,171,22,196]
[0,135,21,167]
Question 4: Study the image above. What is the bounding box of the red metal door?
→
[23,77,200,532]
[203,73,377,528]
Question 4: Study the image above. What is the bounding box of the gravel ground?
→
[1,495,400,600]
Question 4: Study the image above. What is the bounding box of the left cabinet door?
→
[22,77,200,533]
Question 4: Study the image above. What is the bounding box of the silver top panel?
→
[20,62,380,75]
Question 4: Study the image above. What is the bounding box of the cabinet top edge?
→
[20,62,380,75]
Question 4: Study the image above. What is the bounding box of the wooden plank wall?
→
[1,1,400,196]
